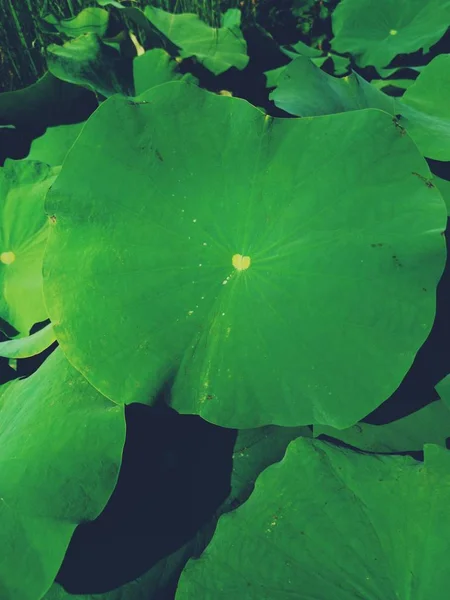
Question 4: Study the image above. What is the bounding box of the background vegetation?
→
[0,0,304,92]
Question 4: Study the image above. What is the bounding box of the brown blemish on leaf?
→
[392,115,406,136]
[412,171,435,188]
[392,255,402,268]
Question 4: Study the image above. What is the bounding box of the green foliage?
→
[177,440,450,599]
[1,1,450,598]
[43,81,445,428]
[270,54,450,161]
[0,348,125,600]
[0,160,58,335]
[331,0,450,72]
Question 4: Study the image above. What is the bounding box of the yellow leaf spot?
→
[232,254,251,271]
[0,251,15,265]
[389,29,398,35]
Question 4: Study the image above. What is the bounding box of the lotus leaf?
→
[0,322,56,358]
[270,55,450,161]
[0,347,125,600]
[436,374,450,410]
[143,7,248,75]
[40,7,110,38]
[0,159,59,335]
[331,0,450,72]
[43,81,446,429]
[434,176,450,217]
[133,49,198,96]
[220,425,311,514]
[177,439,450,599]
[401,54,450,162]
[313,400,450,452]
[27,123,84,166]
[46,33,133,98]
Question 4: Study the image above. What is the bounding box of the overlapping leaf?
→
[0,322,56,358]
[177,439,450,600]
[0,159,59,335]
[313,400,450,452]
[27,123,85,167]
[0,348,125,600]
[46,33,134,98]
[40,7,110,38]
[270,55,450,161]
[143,7,248,75]
[133,49,198,96]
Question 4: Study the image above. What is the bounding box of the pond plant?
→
[1,0,450,598]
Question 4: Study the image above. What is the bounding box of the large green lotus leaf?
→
[270,55,395,116]
[331,0,450,72]
[46,32,134,98]
[133,48,198,96]
[0,347,125,600]
[313,400,450,452]
[143,7,248,75]
[40,7,110,38]
[219,425,311,515]
[27,122,85,166]
[270,56,450,161]
[434,176,450,217]
[176,439,450,600]
[43,81,446,429]
[0,322,56,358]
[400,55,450,162]
[0,160,59,335]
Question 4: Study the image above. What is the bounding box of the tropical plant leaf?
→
[313,400,450,452]
[177,439,450,600]
[0,347,125,600]
[331,0,450,72]
[143,7,248,75]
[43,81,446,429]
[0,159,59,335]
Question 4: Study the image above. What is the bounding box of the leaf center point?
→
[232,254,251,271]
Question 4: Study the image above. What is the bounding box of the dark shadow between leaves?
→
[55,378,237,594]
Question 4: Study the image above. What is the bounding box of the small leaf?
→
[0,322,56,358]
